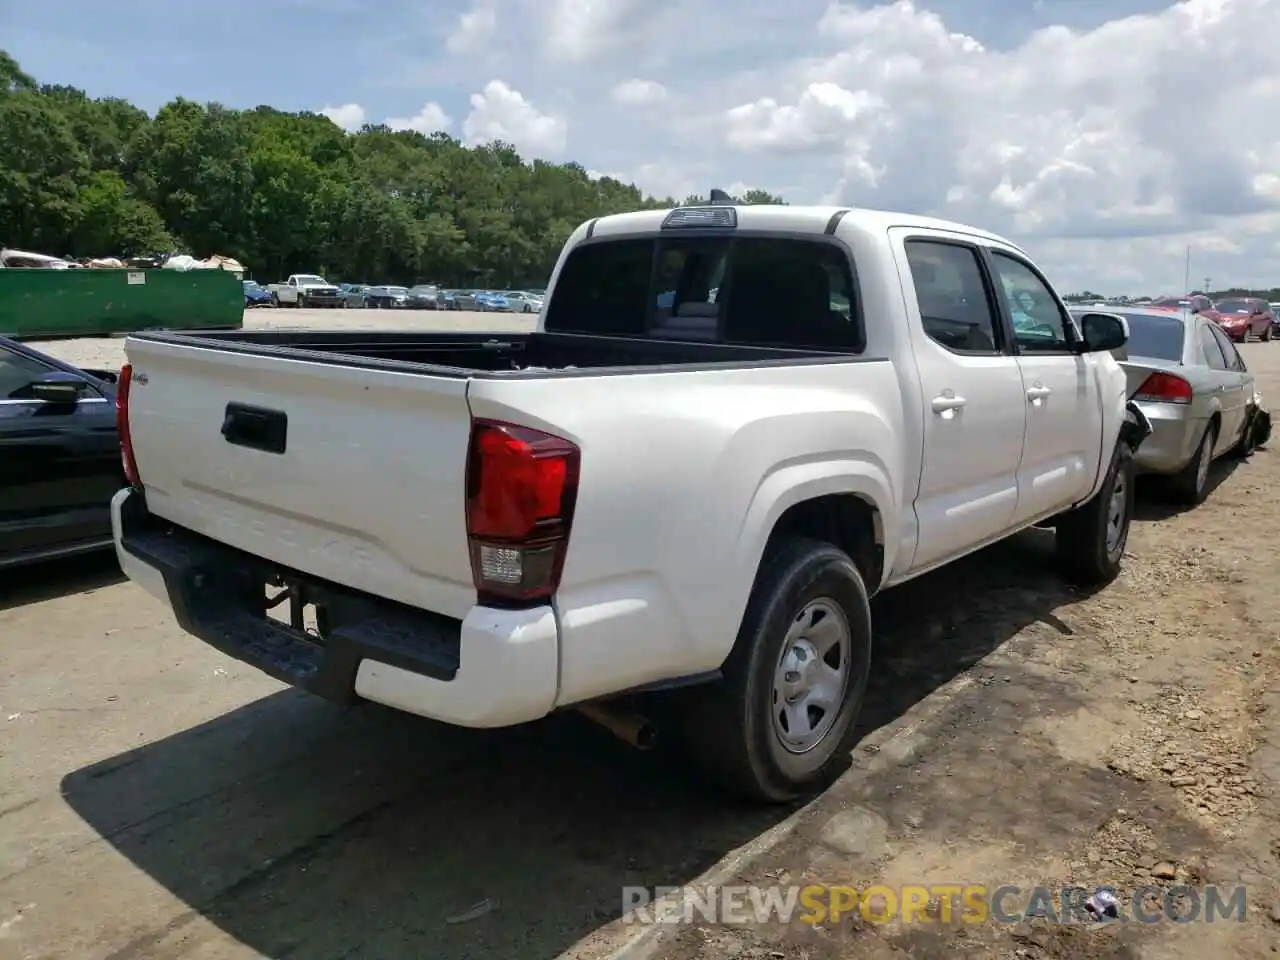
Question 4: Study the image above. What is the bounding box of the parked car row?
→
[241,276,546,313]
[1148,295,1278,343]
[4,198,1273,805]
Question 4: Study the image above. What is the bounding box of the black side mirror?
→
[1078,312,1129,354]
[30,373,88,404]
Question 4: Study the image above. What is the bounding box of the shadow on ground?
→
[1132,458,1241,523]
[60,529,1094,960]
[0,551,125,613]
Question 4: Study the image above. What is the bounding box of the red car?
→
[1205,297,1276,342]
[1149,294,1212,314]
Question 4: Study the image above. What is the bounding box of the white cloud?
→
[317,103,366,131]
[542,0,666,63]
[462,80,568,155]
[386,101,452,134]
[611,78,666,105]
[446,2,496,54]
[352,0,1280,290]
[701,0,1280,289]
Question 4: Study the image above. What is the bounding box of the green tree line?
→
[0,52,782,288]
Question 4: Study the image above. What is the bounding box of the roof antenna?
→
[708,188,734,205]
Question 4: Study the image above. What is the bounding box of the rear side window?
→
[904,240,1000,354]
[1208,323,1246,372]
[543,236,863,352]
[1199,325,1227,369]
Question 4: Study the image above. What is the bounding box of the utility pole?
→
[1204,277,1212,295]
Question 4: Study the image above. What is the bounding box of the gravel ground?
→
[2,314,1279,960]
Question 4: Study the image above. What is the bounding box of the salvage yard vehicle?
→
[242,280,274,308]
[406,284,440,309]
[363,285,410,308]
[341,284,371,308]
[1206,297,1275,343]
[1068,305,1269,505]
[109,200,1150,803]
[268,274,344,308]
[1,337,124,569]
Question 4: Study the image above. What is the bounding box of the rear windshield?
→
[542,235,863,352]
[1115,312,1186,360]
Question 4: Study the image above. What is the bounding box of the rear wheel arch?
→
[760,494,884,595]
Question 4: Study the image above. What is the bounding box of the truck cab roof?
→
[584,204,1025,254]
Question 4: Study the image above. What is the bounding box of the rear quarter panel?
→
[468,359,909,706]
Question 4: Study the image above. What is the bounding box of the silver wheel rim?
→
[771,599,851,754]
[1105,465,1128,555]
[1196,430,1213,490]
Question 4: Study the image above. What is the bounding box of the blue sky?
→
[4,0,1278,292]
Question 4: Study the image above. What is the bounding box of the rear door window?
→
[1199,324,1228,369]
[903,240,1002,354]
[1208,323,1246,372]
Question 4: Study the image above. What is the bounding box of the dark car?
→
[363,285,410,308]
[406,284,440,309]
[242,280,274,308]
[0,338,124,569]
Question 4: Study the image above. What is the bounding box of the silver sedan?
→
[1071,306,1265,505]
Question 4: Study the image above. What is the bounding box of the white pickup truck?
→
[268,274,344,308]
[110,202,1149,802]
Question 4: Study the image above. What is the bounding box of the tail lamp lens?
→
[465,420,579,605]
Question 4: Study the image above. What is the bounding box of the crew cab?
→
[109,202,1149,802]
[268,274,343,308]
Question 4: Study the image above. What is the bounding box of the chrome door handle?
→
[1026,386,1052,400]
[931,394,967,413]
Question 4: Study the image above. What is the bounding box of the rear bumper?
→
[111,487,559,728]
[1131,400,1202,474]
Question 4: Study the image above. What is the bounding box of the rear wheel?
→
[1168,420,1217,505]
[675,537,872,803]
[1056,441,1134,585]
[1229,409,1258,458]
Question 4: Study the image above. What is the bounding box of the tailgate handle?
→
[221,403,287,454]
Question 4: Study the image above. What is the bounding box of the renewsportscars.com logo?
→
[622,883,1248,926]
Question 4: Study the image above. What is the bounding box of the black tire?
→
[1229,408,1258,458]
[675,537,873,803]
[296,295,305,309]
[1055,441,1135,586]
[1262,324,1273,342]
[1168,420,1217,505]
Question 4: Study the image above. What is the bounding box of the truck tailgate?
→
[124,337,477,619]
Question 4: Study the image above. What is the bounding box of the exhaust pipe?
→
[577,701,657,750]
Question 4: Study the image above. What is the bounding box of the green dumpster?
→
[0,267,244,339]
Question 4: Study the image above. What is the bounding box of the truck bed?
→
[134,329,849,377]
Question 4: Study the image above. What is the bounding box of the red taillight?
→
[1134,371,1192,404]
[117,363,141,486]
[465,419,580,605]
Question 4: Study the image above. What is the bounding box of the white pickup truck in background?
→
[268,273,344,308]
[110,201,1149,802]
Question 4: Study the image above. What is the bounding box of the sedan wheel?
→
[1169,421,1217,505]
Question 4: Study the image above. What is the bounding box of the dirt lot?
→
[2,319,1278,960]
